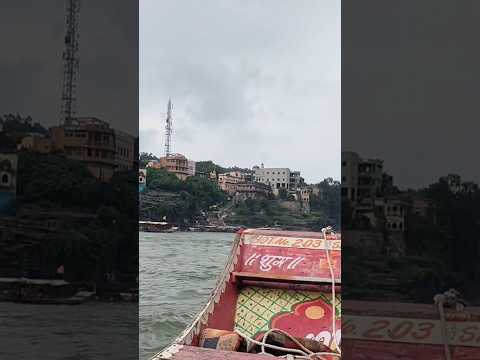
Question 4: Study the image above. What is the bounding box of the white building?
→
[253,166,291,190]
[187,160,196,177]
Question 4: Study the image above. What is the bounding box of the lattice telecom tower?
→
[165,99,173,157]
[60,0,81,125]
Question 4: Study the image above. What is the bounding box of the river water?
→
[139,231,234,360]
[0,301,138,359]
[0,232,233,359]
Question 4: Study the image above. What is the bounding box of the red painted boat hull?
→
[151,229,342,360]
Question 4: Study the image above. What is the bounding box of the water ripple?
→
[139,232,233,360]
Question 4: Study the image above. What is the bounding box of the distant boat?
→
[139,221,177,233]
[150,228,342,359]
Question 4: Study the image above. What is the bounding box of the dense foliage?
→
[310,178,341,230]
[226,178,340,230]
[16,151,138,284]
[141,168,226,223]
[1,113,47,136]
[195,160,252,176]
[139,152,159,168]
[343,173,480,302]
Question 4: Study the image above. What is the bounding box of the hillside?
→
[195,160,252,175]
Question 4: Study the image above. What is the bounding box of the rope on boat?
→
[235,227,341,359]
[321,227,341,355]
[434,290,457,360]
[235,328,341,359]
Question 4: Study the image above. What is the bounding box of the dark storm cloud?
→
[343,0,480,188]
[0,0,137,134]
[140,0,340,183]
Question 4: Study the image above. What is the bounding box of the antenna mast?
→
[60,0,81,126]
[165,99,173,157]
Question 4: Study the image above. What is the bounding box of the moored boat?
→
[150,228,342,359]
[139,221,177,233]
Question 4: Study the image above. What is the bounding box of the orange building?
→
[50,117,116,182]
[18,134,52,153]
[218,172,245,195]
[148,153,195,180]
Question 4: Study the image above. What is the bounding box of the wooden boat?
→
[341,299,480,359]
[150,228,342,360]
[139,221,177,233]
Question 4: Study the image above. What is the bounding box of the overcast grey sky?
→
[140,0,340,183]
[0,1,137,135]
[343,0,480,189]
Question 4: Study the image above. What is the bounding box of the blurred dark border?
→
[0,1,138,359]
[342,0,480,358]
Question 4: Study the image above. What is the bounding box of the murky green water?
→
[139,231,234,360]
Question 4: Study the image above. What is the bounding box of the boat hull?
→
[151,229,342,359]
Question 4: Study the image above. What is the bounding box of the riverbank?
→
[140,224,242,233]
[0,277,138,304]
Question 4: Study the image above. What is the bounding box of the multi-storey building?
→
[218,172,245,195]
[384,198,407,232]
[50,117,116,182]
[341,151,383,203]
[289,171,304,190]
[114,130,136,171]
[18,133,52,154]
[187,160,196,177]
[253,165,304,197]
[150,153,195,180]
[234,181,272,201]
[253,166,290,190]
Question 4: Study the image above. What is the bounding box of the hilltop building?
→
[147,153,195,181]
[341,151,384,203]
[114,130,136,171]
[214,169,272,200]
[234,181,272,201]
[252,164,304,194]
[17,118,136,182]
[18,133,52,154]
[50,117,116,182]
[218,171,246,194]
[342,151,438,235]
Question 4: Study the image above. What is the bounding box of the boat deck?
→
[165,346,273,360]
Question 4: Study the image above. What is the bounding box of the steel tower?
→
[60,0,81,126]
[165,99,173,157]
